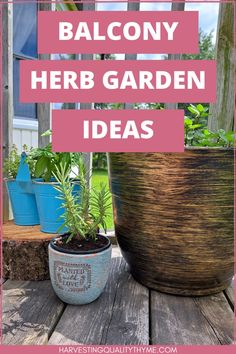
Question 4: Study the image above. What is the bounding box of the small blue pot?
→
[6,179,39,226]
[49,235,112,305]
[33,180,81,234]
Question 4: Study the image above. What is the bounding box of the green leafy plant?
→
[3,145,20,179]
[53,160,111,243]
[4,144,36,178]
[184,104,234,147]
[28,130,81,182]
[23,144,36,177]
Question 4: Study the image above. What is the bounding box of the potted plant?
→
[29,132,82,233]
[48,163,112,305]
[4,145,39,226]
[108,104,234,296]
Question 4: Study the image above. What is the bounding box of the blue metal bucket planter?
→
[33,181,81,233]
[49,235,112,305]
[6,179,39,226]
[5,152,39,226]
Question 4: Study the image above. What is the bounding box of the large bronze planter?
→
[108,149,234,296]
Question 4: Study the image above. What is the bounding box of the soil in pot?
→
[53,234,110,253]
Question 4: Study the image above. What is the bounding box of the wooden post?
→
[208,3,234,132]
[124,1,140,109]
[2,2,13,222]
[37,1,53,147]
[78,0,96,185]
[165,2,185,110]
[37,98,51,147]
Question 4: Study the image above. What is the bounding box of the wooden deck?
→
[2,247,234,345]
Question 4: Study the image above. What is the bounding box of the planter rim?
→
[109,147,234,153]
[33,179,80,185]
[108,146,233,155]
[50,234,111,255]
[5,177,42,182]
[33,180,61,185]
[4,178,15,182]
[184,147,234,151]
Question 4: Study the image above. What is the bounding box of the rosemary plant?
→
[53,160,111,243]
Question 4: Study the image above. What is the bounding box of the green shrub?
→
[184,104,234,147]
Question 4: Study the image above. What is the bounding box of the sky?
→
[96,1,219,60]
[96,0,219,37]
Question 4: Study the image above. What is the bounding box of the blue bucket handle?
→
[16,152,34,194]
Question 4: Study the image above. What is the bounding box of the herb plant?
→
[53,160,111,243]
[3,145,20,179]
[184,104,234,147]
[4,144,35,179]
[28,130,82,182]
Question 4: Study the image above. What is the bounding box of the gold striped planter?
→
[108,149,234,296]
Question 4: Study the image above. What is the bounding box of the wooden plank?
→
[79,4,96,187]
[164,2,185,110]
[124,0,139,61]
[3,221,54,241]
[194,293,234,344]
[82,151,93,188]
[171,2,185,11]
[37,101,51,147]
[2,2,13,222]
[126,1,140,12]
[224,279,234,309]
[76,0,95,11]
[38,1,53,147]
[151,291,220,345]
[151,290,234,345]
[102,270,149,345]
[124,1,139,110]
[208,3,234,131]
[49,247,149,345]
[3,280,65,345]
